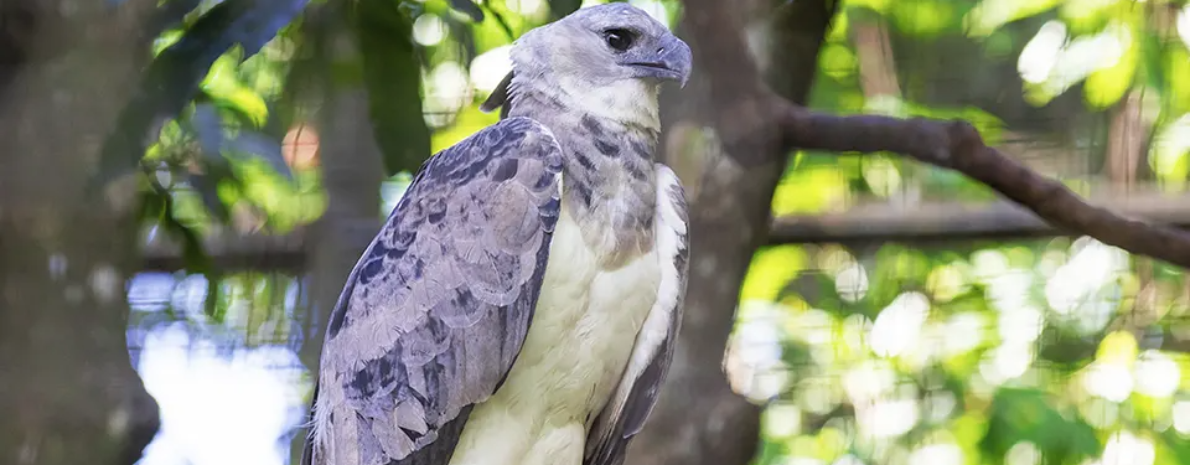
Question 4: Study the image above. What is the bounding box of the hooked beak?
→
[626,34,693,88]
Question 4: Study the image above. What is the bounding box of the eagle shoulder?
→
[305,116,564,465]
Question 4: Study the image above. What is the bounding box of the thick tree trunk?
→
[0,1,161,464]
[624,2,837,464]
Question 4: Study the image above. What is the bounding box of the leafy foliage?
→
[353,0,433,176]
[980,388,1100,465]
[94,0,309,189]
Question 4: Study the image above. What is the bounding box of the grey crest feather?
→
[304,116,565,465]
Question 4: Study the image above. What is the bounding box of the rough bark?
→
[0,1,162,464]
[624,1,838,464]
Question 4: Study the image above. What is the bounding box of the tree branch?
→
[680,0,1190,269]
[778,109,1190,267]
[770,191,1190,245]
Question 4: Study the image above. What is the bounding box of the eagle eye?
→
[603,28,635,52]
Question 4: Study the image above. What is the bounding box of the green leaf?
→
[189,103,291,180]
[448,0,484,22]
[482,1,517,40]
[980,388,1101,465]
[1157,429,1190,465]
[225,130,292,179]
[189,172,232,224]
[90,0,310,192]
[1084,22,1138,109]
[964,0,1062,37]
[353,0,433,176]
[547,0,582,19]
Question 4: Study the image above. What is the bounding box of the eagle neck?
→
[507,79,660,265]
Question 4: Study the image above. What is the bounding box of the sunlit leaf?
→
[964,0,1063,37]
[431,103,501,153]
[1157,427,1190,465]
[1095,330,1138,366]
[846,0,892,15]
[225,130,292,179]
[741,246,809,302]
[771,165,850,215]
[1084,22,1138,109]
[890,0,965,38]
[1058,0,1118,36]
[482,1,517,40]
[92,0,310,191]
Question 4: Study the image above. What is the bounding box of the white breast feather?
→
[447,176,664,465]
[587,164,687,454]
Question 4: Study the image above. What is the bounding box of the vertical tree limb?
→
[625,1,839,464]
[0,1,163,464]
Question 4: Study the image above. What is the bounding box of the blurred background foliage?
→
[103,0,1190,464]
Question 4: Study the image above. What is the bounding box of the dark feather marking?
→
[594,138,620,158]
[573,182,594,207]
[327,266,360,338]
[581,114,605,137]
[309,116,564,465]
[576,152,597,171]
[629,139,651,161]
[624,161,646,181]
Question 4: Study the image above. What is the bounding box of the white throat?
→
[557,76,660,130]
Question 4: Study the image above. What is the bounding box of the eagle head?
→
[519,3,693,88]
[483,4,692,127]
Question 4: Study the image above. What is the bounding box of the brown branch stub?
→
[779,107,1190,268]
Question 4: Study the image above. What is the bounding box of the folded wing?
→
[304,117,565,465]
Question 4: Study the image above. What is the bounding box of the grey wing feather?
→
[584,174,690,465]
[480,71,514,120]
[303,116,564,465]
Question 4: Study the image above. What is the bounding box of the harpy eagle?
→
[303,4,692,465]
